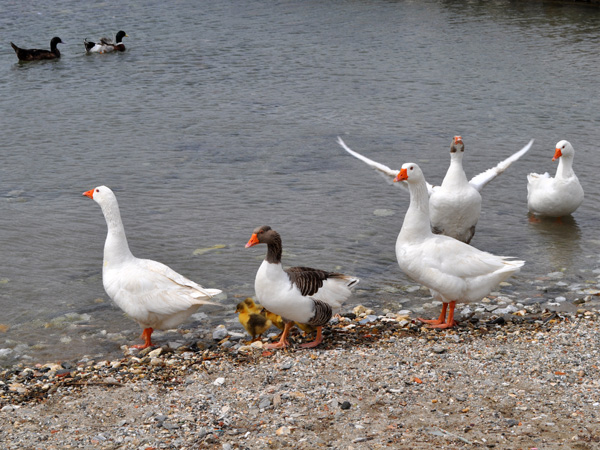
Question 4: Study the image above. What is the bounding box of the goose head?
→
[245,225,280,248]
[82,185,117,207]
[393,163,425,183]
[553,140,574,161]
[449,135,465,160]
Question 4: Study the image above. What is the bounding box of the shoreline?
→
[2,305,600,449]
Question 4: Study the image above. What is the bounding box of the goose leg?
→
[132,327,154,349]
[265,321,293,349]
[299,326,324,349]
[418,302,448,325]
[429,301,458,329]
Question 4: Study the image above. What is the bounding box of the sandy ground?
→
[1,309,600,450]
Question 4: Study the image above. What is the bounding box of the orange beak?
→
[245,233,260,248]
[454,136,463,144]
[82,189,94,199]
[552,148,562,161]
[394,168,408,182]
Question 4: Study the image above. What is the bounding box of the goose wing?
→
[338,137,433,194]
[469,139,534,192]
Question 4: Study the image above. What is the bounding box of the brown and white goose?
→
[245,225,358,349]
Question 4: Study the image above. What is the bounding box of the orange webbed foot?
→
[264,339,290,349]
[132,327,154,349]
[428,320,458,329]
[417,317,446,325]
[299,326,323,349]
[264,322,293,349]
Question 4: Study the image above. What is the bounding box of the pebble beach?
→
[2,297,600,450]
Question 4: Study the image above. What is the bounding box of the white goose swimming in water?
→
[393,163,524,328]
[246,225,358,349]
[338,136,534,244]
[83,186,222,348]
[527,140,584,218]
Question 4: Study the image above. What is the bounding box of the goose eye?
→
[410,166,414,171]
[95,189,100,192]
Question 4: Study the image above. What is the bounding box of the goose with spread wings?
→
[338,136,534,244]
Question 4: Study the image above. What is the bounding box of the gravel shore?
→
[1,303,600,450]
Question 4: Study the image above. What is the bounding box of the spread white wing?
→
[469,139,534,192]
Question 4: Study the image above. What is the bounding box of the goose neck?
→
[100,201,134,263]
[441,158,468,187]
[555,156,574,179]
[265,234,283,264]
[400,180,432,240]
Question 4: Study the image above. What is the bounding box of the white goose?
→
[338,136,534,243]
[394,163,524,328]
[527,140,584,217]
[83,186,222,349]
[245,225,358,349]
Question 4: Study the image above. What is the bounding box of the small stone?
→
[494,305,518,315]
[340,401,351,410]
[228,332,246,341]
[275,426,291,436]
[148,348,162,358]
[280,361,293,370]
[432,345,446,354]
[359,315,378,325]
[212,325,229,341]
[237,345,254,352]
[258,396,271,409]
[163,422,180,430]
[353,305,368,316]
[505,418,519,427]
[167,341,185,349]
[1,405,15,412]
[213,377,225,386]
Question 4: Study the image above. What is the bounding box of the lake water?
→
[2,0,600,366]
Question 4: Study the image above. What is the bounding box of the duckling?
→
[235,298,272,343]
[264,309,285,332]
[11,37,63,61]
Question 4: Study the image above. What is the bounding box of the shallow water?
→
[1,0,600,366]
